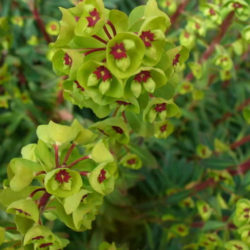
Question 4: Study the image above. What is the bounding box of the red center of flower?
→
[55,169,71,183]
[209,8,216,16]
[93,66,112,81]
[195,23,201,29]
[98,169,106,183]
[220,57,228,62]
[86,8,100,27]
[233,2,242,8]
[112,126,124,134]
[51,24,57,31]
[127,158,136,165]
[173,53,180,66]
[110,43,127,60]
[140,31,155,48]
[184,31,190,38]
[134,71,151,83]
[178,227,184,232]
[160,124,168,132]
[166,1,171,7]
[75,16,80,22]
[155,103,167,112]
[64,53,72,66]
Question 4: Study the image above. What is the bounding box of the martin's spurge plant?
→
[0,0,185,248]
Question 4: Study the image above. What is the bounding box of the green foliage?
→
[0,0,249,249]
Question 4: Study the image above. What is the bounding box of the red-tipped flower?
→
[110,43,127,60]
[55,169,71,183]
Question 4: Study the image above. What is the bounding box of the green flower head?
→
[106,32,145,79]
[224,0,249,21]
[120,153,142,170]
[233,199,250,227]
[45,168,83,198]
[143,98,180,123]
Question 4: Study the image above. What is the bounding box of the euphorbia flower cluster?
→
[50,0,186,134]
[0,120,118,249]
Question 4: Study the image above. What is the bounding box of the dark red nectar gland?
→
[209,8,216,16]
[195,23,201,29]
[233,2,242,8]
[140,31,155,47]
[93,66,112,81]
[160,124,167,132]
[98,169,106,183]
[110,43,127,60]
[50,24,57,31]
[112,126,124,134]
[127,158,136,165]
[155,103,167,113]
[32,236,44,241]
[184,31,190,38]
[55,169,71,183]
[39,243,53,248]
[74,80,85,91]
[14,208,30,216]
[134,71,151,83]
[173,53,180,66]
[64,53,72,66]
[86,8,100,27]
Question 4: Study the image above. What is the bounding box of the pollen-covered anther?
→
[140,31,155,47]
[134,71,151,83]
[98,169,106,183]
[93,66,112,81]
[64,53,72,66]
[55,169,71,183]
[173,53,180,66]
[155,103,167,112]
[110,43,127,60]
[112,126,124,134]
[86,8,100,27]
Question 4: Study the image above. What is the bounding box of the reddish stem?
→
[230,135,250,150]
[63,143,76,165]
[32,6,51,44]
[53,144,60,168]
[36,171,46,176]
[84,48,106,56]
[107,20,117,36]
[30,188,46,198]
[169,0,190,28]
[67,156,90,168]
[214,98,250,125]
[92,35,108,45]
[122,111,128,123]
[103,25,112,40]
[5,227,17,231]
[185,11,235,82]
